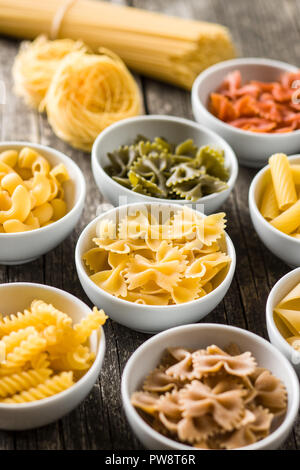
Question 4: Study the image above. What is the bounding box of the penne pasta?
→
[269,153,297,211]
[260,180,279,220]
[270,199,300,234]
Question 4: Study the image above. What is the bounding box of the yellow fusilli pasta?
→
[0,301,107,404]
[1,372,74,403]
[0,368,51,398]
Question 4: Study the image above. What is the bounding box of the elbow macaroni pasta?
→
[0,301,107,403]
[0,147,70,233]
[259,154,300,238]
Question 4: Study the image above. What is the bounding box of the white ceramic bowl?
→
[0,141,86,265]
[266,268,300,376]
[75,202,236,333]
[249,154,300,267]
[121,323,300,450]
[192,58,300,168]
[92,115,238,214]
[0,283,105,430]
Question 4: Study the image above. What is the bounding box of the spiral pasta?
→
[0,300,107,404]
[0,368,51,398]
[0,300,71,336]
[1,372,74,403]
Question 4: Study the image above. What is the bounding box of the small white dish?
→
[266,268,300,376]
[249,154,300,267]
[0,141,86,265]
[121,323,300,450]
[192,58,300,168]
[91,115,238,214]
[75,202,236,333]
[0,283,105,430]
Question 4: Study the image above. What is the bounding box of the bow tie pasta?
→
[104,136,229,201]
[0,147,70,233]
[131,343,287,449]
[83,207,231,305]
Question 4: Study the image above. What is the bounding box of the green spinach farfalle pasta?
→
[104,136,229,201]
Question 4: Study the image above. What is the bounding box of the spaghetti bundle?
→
[12,38,141,151]
[0,0,236,90]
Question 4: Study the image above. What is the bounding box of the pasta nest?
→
[42,48,142,151]
[12,36,87,109]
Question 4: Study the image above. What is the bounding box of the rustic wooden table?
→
[0,0,299,450]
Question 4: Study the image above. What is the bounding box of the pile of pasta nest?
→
[12,36,141,151]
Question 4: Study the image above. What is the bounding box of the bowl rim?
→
[192,57,300,139]
[121,322,300,450]
[91,114,239,205]
[0,282,106,409]
[0,141,86,238]
[266,267,300,357]
[75,201,236,311]
[248,153,300,244]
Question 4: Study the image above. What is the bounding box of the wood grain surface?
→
[0,0,299,450]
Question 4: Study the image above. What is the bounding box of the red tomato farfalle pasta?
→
[209,70,300,133]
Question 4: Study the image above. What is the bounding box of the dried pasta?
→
[259,154,300,238]
[0,300,107,403]
[0,146,70,233]
[131,343,287,449]
[12,35,87,109]
[273,282,300,352]
[104,136,229,202]
[269,154,297,211]
[83,207,231,305]
[209,69,300,133]
[13,37,141,151]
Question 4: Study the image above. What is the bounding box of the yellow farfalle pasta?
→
[0,301,107,403]
[83,207,231,306]
[0,146,70,233]
[131,343,287,449]
[274,281,300,352]
[259,154,300,238]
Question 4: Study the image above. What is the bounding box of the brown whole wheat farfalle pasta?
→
[131,344,287,449]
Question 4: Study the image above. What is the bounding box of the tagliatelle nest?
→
[12,36,87,109]
[42,48,141,151]
[12,37,141,151]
